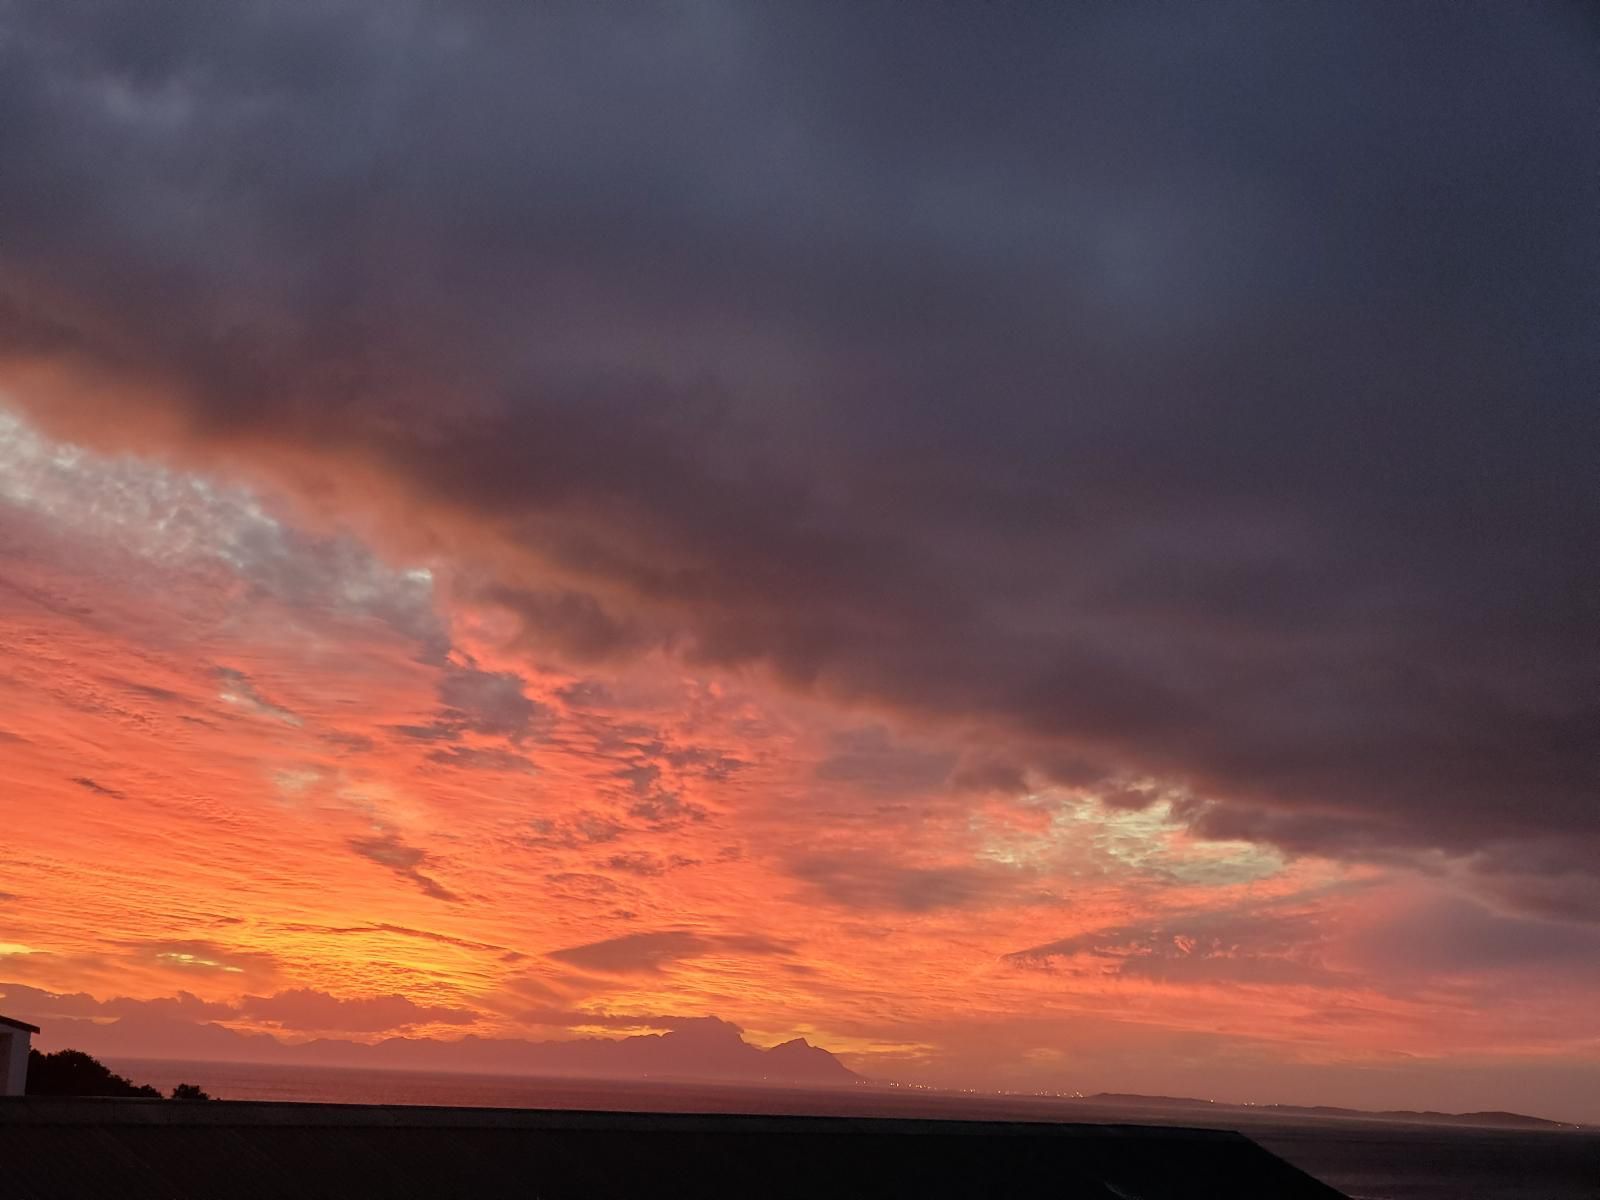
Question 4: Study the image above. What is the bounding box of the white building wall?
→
[0,1029,30,1095]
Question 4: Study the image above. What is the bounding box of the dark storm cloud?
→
[1,4,1596,906]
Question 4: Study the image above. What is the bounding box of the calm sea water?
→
[112,1058,1599,1200]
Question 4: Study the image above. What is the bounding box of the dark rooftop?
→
[0,1015,41,1034]
[0,1096,1348,1198]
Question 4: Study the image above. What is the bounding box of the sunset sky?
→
[1,2,1597,1122]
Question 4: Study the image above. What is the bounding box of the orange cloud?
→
[0,408,1597,1121]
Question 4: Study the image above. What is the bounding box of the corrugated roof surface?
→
[0,1097,1349,1198]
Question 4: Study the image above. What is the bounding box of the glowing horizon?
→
[2,408,1596,1121]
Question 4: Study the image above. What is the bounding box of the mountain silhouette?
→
[24,1012,861,1086]
[759,1037,858,1084]
[1074,1093,1578,1130]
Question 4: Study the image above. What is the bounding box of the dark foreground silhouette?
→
[0,1096,1347,1199]
[25,1048,211,1101]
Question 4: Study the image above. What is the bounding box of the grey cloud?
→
[387,722,456,743]
[215,667,300,727]
[276,922,509,954]
[324,731,376,754]
[616,762,661,797]
[238,987,476,1032]
[71,775,125,799]
[948,759,1031,796]
[0,982,234,1021]
[1020,891,1600,988]
[788,853,1048,914]
[1008,909,1340,986]
[0,980,477,1035]
[520,814,624,849]
[603,852,699,878]
[546,930,791,975]
[107,992,236,1021]
[662,746,746,781]
[392,663,552,748]
[543,872,627,902]
[626,790,707,830]
[487,585,652,664]
[601,758,708,830]
[1461,842,1600,924]
[515,1007,718,1032]
[119,682,183,704]
[1345,895,1600,979]
[437,664,550,743]
[813,727,954,795]
[426,745,535,772]
[576,731,721,830]
[0,2,1596,910]
[347,831,459,901]
[554,679,615,710]
[0,983,107,1020]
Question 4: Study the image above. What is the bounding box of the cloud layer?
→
[1,1,1595,915]
[0,0,1597,1123]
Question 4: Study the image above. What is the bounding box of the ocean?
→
[111,1059,1599,1200]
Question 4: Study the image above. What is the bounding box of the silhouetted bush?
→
[25,1048,215,1100]
[26,1048,160,1097]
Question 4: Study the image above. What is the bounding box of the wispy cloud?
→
[347,832,459,902]
[548,931,792,975]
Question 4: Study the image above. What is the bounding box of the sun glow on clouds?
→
[974,793,1285,888]
[1,404,1598,1119]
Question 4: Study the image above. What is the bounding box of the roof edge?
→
[0,1097,1252,1139]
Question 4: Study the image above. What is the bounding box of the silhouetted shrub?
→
[169,1083,211,1101]
[26,1048,162,1098]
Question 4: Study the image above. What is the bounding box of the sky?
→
[0,1,1598,1122]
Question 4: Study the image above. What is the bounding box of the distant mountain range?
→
[29,1011,861,1087]
[1071,1092,1579,1130]
[22,1008,1583,1127]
